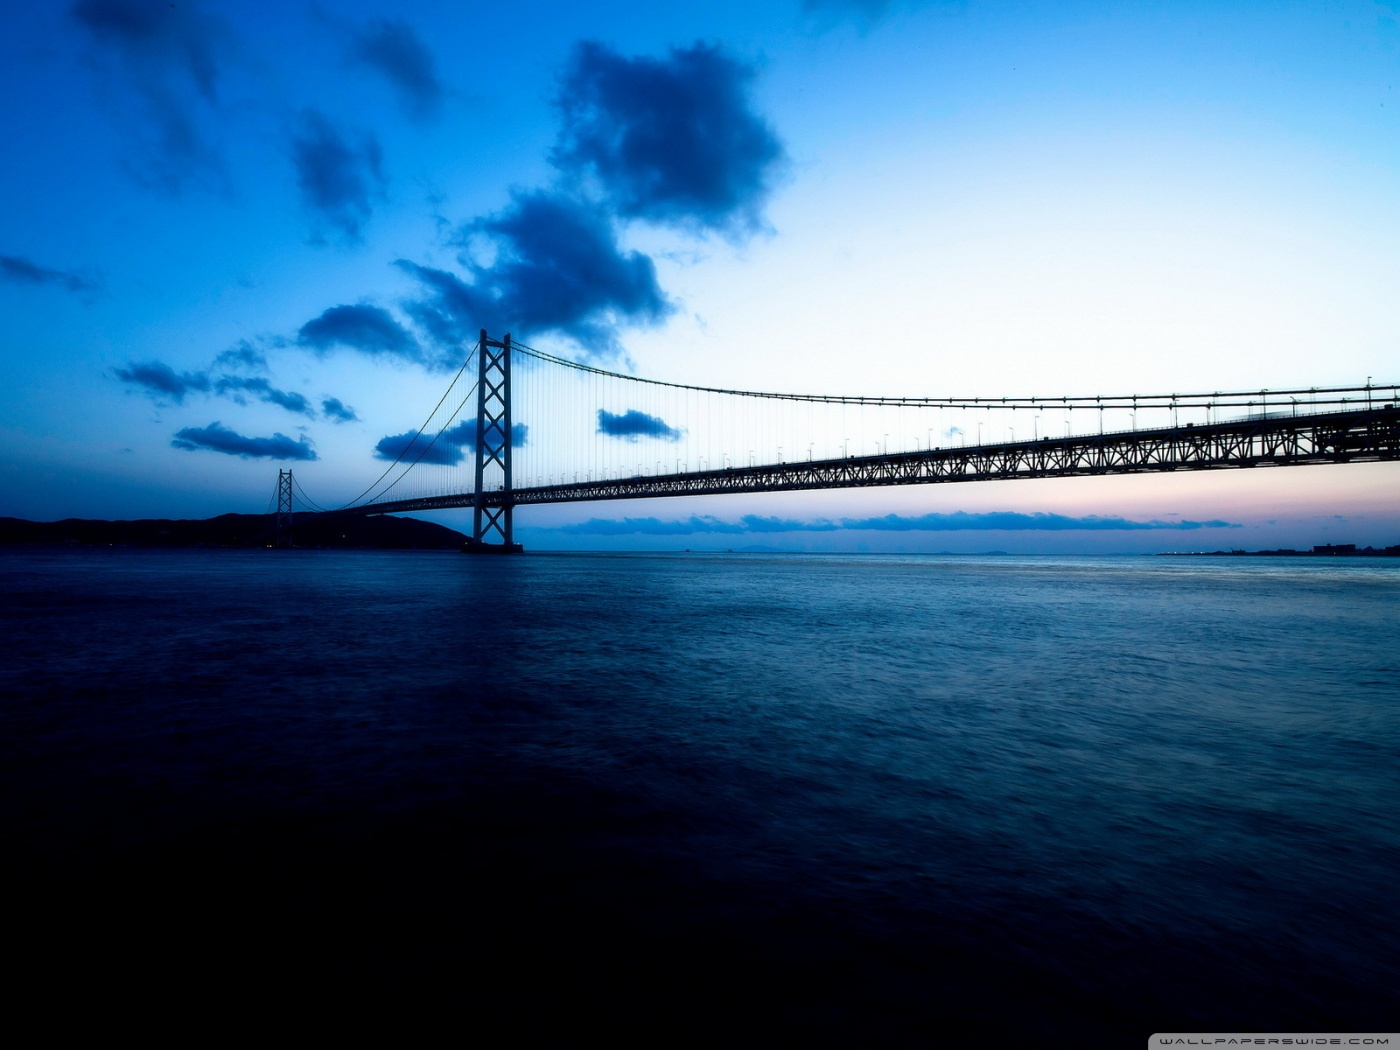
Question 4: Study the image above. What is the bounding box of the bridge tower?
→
[467,330,522,553]
[275,468,294,548]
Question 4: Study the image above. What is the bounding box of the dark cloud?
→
[347,17,443,120]
[297,304,425,363]
[0,254,100,293]
[213,375,315,417]
[597,409,683,442]
[373,419,527,465]
[290,109,386,243]
[321,397,359,423]
[171,421,316,460]
[306,41,785,362]
[401,190,671,357]
[392,262,484,356]
[552,41,785,235]
[71,0,229,192]
[557,511,1242,536]
[117,354,319,417]
[212,340,268,372]
[374,428,463,466]
[114,360,210,403]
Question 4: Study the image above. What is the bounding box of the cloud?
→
[401,190,671,356]
[306,40,786,362]
[373,419,528,465]
[0,254,100,293]
[290,109,386,243]
[114,360,210,403]
[171,421,317,460]
[557,511,1242,536]
[347,17,443,120]
[212,375,315,417]
[321,397,359,423]
[552,41,785,235]
[297,304,425,363]
[560,515,748,537]
[597,409,684,442]
[842,512,1242,532]
[117,354,320,416]
[800,0,920,31]
[741,515,840,533]
[374,427,463,466]
[392,262,485,356]
[213,340,268,372]
[71,0,229,192]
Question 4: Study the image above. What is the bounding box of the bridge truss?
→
[276,332,1399,548]
[338,403,1400,520]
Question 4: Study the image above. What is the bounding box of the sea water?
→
[2,549,1397,1043]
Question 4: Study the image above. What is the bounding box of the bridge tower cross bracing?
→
[470,330,519,550]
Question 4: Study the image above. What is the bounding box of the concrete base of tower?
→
[461,537,525,554]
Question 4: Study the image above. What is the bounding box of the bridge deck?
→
[328,405,1400,518]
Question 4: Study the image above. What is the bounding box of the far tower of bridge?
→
[269,333,1398,548]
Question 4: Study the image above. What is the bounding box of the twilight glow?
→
[2,1,1397,552]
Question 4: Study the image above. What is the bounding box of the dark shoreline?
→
[0,513,467,550]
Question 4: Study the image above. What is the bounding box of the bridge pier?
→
[466,330,523,554]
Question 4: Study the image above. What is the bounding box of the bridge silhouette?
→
[277,331,1400,551]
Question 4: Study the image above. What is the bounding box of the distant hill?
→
[0,513,468,550]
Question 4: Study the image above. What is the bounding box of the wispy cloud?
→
[0,254,101,293]
[346,17,443,120]
[171,421,316,460]
[843,511,1242,532]
[212,340,267,372]
[558,511,1242,536]
[115,354,319,417]
[212,375,315,417]
[801,0,930,32]
[290,109,386,243]
[560,514,749,537]
[71,0,231,192]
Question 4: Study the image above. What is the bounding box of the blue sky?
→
[2,0,1397,552]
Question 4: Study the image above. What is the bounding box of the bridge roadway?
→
[331,405,1400,518]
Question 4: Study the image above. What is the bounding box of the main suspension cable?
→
[370,378,480,502]
[342,340,479,508]
[512,340,1396,411]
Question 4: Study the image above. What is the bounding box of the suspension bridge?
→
[274,331,1400,551]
